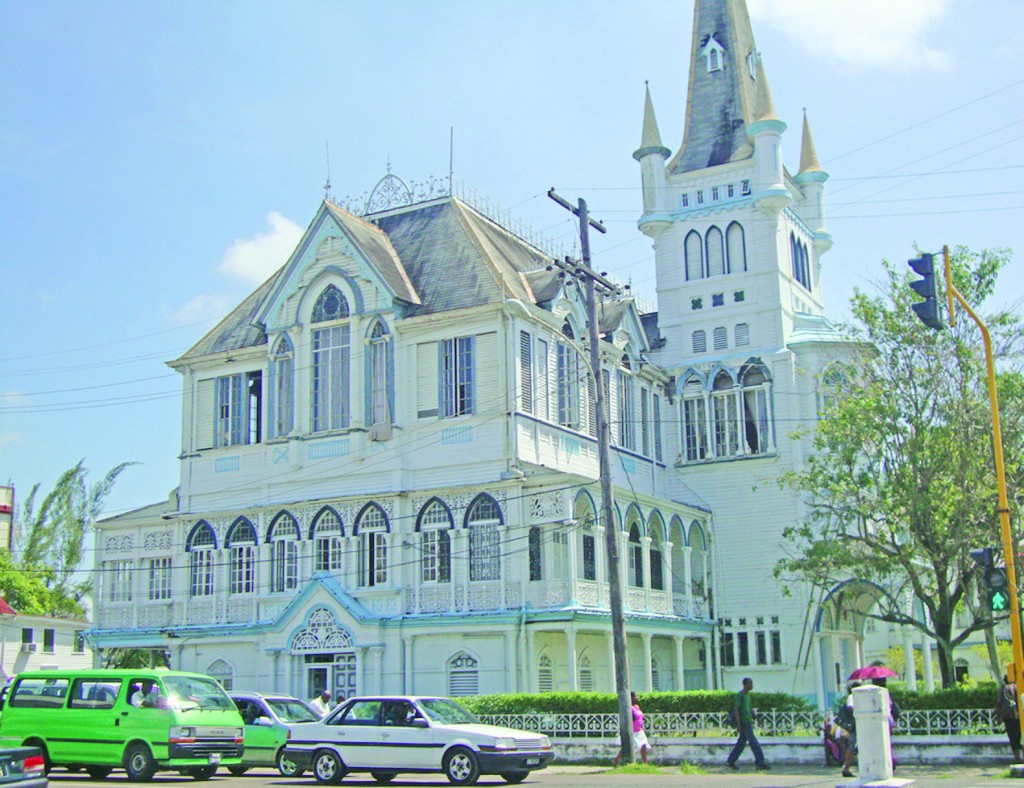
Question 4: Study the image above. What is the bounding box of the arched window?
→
[226,518,256,595]
[649,518,665,591]
[692,330,707,354]
[681,377,709,461]
[574,495,597,582]
[652,656,662,691]
[741,364,772,454]
[187,522,216,598]
[726,222,746,272]
[270,336,294,437]
[356,504,388,588]
[207,659,234,691]
[712,370,740,458]
[557,322,580,429]
[628,523,644,588]
[706,226,726,277]
[538,654,554,693]
[269,512,299,593]
[311,285,351,432]
[820,365,849,413]
[447,652,479,696]
[685,230,704,281]
[418,500,452,584]
[368,321,391,427]
[311,508,343,573]
[617,354,636,450]
[578,654,594,692]
[467,495,502,582]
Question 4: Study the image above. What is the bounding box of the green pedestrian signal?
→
[986,566,1010,612]
[989,587,1011,612]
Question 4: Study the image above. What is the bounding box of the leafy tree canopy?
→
[775,246,1023,688]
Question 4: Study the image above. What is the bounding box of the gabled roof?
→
[0,598,15,615]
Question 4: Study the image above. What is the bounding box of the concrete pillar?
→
[810,632,826,711]
[403,636,414,694]
[850,685,911,785]
[903,627,917,691]
[641,632,653,691]
[567,627,578,691]
[674,635,685,692]
[641,536,653,610]
[922,632,935,692]
[704,634,714,690]
[526,627,536,694]
[607,631,616,692]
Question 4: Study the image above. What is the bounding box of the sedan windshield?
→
[268,698,321,723]
[417,698,478,725]
[163,676,235,711]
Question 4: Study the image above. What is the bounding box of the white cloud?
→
[748,0,951,70]
[218,211,303,286]
[165,292,236,326]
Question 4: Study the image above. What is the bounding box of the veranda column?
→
[641,536,653,610]
[902,627,917,691]
[594,526,607,605]
[451,529,468,611]
[703,634,714,689]
[505,633,516,692]
[660,540,673,609]
[829,634,842,693]
[811,632,826,710]
[618,530,630,608]
[855,632,865,668]
[921,632,935,691]
[567,626,578,691]
[674,635,686,691]
[566,525,579,604]
[497,525,510,607]
[526,627,536,694]
[682,546,693,616]
[641,632,653,692]
[606,630,617,692]
[403,636,414,694]
[700,551,709,615]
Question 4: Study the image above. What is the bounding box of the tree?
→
[775,246,1023,688]
[15,459,133,617]
[0,548,57,615]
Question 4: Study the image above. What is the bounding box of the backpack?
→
[997,684,1017,720]
[834,701,856,733]
[727,705,739,728]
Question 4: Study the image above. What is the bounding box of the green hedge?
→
[457,690,812,715]
[887,681,998,710]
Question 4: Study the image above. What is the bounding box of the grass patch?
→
[608,762,663,775]
[679,761,706,774]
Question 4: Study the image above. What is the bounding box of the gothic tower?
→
[637,0,851,705]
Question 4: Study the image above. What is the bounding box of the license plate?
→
[525,758,540,766]
[208,754,222,765]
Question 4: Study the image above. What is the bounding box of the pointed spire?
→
[668,0,775,175]
[633,81,671,161]
[798,109,823,174]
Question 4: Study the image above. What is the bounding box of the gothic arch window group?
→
[685,222,746,281]
[679,361,774,462]
[790,232,811,290]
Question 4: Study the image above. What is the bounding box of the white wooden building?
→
[91,0,904,708]
[0,597,94,681]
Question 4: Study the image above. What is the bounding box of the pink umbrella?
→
[849,665,899,681]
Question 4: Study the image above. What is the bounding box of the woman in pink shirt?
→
[613,691,651,765]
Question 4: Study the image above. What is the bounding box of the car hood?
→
[433,722,546,741]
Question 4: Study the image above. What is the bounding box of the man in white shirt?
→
[310,690,332,716]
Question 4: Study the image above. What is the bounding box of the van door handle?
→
[121,712,129,716]
[115,719,121,726]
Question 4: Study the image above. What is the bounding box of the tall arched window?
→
[447,652,479,696]
[706,226,726,276]
[685,230,704,280]
[575,495,598,582]
[712,370,740,458]
[187,522,216,598]
[311,508,343,573]
[681,377,708,461]
[270,336,294,437]
[227,518,256,595]
[311,285,351,432]
[368,321,391,426]
[649,518,665,591]
[557,322,580,429]
[627,523,644,587]
[268,512,299,593]
[356,504,388,588]
[741,364,772,454]
[467,495,502,582]
[617,354,636,451]
[578,654,594,692]
[726,222,746,272]
[418,500,452,584]
[820,365,850,413]
[207,659,234,691]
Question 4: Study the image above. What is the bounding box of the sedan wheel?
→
[444,746,480,786]
[370,772,396,784]
[277,749,304,778]
[501,772,529,785]
[313,749,346,785]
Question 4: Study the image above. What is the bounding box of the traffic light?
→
[973,547,1011,611]
[908,253,945,330]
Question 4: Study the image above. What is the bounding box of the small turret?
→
[794,111,832,254]
[746,60,790,213]
[634,82,672,236]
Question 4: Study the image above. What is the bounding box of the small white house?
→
[0,597,94,681]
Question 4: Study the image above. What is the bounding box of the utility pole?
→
[547,188,633,764]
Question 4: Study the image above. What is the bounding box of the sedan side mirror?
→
[409,718,428,728]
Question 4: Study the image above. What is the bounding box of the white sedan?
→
[283,695,553,785]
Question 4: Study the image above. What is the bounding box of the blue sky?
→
[2,0,1022,525]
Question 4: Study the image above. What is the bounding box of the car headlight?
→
[493,737,517,751]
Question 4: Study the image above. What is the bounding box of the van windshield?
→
[162,676,235,711]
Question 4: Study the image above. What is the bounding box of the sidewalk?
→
[545,762,1024,787]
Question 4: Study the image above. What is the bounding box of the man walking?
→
[726,677,769,771]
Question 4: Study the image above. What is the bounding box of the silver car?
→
[284,695,553,785]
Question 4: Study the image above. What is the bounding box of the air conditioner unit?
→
[21,643,37,653]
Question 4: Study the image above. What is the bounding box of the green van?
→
[0,669,244,782]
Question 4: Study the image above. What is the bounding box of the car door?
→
[235,698,277,767]
[376,700,439,770]
[321,699,382,770]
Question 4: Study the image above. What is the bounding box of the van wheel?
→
[227,766,249,776]
[86,767,113,779]
[125,743,157,782]
[443,747,480,785]
[189,765,218,780]
[276,749,304,778]
[312,749,346,785]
